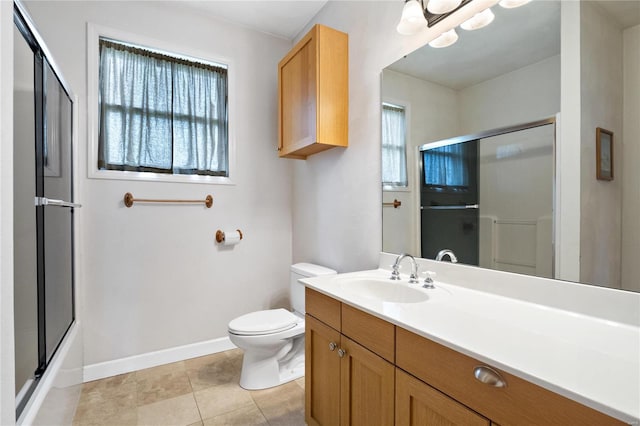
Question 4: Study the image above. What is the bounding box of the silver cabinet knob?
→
[337,348,347,358]
[473,366,507,388]
[329,342,337,351]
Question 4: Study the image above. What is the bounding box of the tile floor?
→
[72,349,305,426]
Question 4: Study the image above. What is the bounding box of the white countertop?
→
[301,263,640,424]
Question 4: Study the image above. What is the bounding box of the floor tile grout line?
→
[250,394,272,426]
[186,371,205,423]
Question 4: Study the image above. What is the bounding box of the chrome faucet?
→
[435,249,458,263]
[390,253,419,284]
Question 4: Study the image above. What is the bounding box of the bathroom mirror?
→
[381,0,640,292]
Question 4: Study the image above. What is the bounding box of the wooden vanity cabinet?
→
[305,288,627,426]
[278,24,348,159]
[305,289,394,426]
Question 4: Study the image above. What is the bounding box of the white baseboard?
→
[83,337,236,382]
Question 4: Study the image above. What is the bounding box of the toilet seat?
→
[228,308,300,336]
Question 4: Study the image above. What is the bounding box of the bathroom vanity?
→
[302,254,640,426]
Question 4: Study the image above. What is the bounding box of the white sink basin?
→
[337,277,430,303]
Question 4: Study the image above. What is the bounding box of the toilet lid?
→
[228,308,300,336]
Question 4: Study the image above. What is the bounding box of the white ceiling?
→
[175,1,639,47]
[178,0,329,40]
[387,0,562,90]
[174,1,639,85]
[386,0,639,90]
[597,0,640,29]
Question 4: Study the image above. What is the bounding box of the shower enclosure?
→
[419,119,555,278]
[13,3,77,418]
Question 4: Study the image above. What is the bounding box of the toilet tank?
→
[290,263,336,314]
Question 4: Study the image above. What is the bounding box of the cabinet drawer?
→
[396,368,490,426]
[306,288,341,331]
[396,327,625,426]
[341,304,395,363]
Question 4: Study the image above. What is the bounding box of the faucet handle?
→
[423,271,436,289]
[389,265,401,280]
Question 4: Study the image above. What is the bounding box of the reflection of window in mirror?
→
[423,143,471,191]
[382,102,408,189]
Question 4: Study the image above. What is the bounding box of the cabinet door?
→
[279,36,316,156]
[306,315,341,426]
[396,369,490,426]
[340,336,394,426]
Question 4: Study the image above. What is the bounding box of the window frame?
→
[381,99,411,192]
[87,23,236,185]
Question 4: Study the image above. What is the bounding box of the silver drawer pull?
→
[337,348,347,358]
[329,342,337,351]
[473,366,507,388]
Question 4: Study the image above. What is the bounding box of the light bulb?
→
[427,0,462,15]
[429,29,459,48]
[499,0,531,8]
[397,0,428,35]
[460,8,495,30]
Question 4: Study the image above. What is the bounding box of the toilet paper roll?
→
[219,229,242,246]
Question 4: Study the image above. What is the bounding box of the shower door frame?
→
[415,116,557,275]
[13,1,77,418]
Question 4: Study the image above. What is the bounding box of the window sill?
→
[382,185,410,192]
[88,168,235,185]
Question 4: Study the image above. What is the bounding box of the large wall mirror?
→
[382,0,640,292]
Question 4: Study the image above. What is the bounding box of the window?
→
[422,142,475,192]
[381,103,408,187]
[98,38,228,176]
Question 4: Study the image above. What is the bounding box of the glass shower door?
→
[42,59,75,364]
[421,208,479,265]
[420,140,480,265]
[13,21,39,407]
[13,7,77,417]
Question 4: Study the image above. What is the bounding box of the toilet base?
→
[238,336,305,390]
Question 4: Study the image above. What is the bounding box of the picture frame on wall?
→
[596,127,613,181]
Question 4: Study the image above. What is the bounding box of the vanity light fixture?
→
[498,0,531,9]
[396,0,531,48]
[396,0,472,36]
[428,28,459,48]
[460,8,495,30]
[427,0,463,15]
[397,0,429,35]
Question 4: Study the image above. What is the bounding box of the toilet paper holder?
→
[215,229,243,243]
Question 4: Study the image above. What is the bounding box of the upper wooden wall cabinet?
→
[278,24,348,159]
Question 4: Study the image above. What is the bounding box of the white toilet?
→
[228,263,336,390]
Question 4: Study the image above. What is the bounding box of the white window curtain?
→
[98,39,228,175]
[424,144,469,187]
[381,103,408,187]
